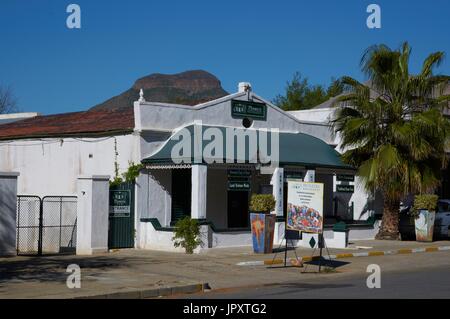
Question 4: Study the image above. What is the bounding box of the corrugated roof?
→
[0,108,134,140]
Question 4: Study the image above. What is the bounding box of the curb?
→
[74,283,207,299]
[236,245,450,267]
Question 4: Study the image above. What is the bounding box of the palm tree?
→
[331,42,450,240]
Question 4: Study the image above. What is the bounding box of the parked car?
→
[399,199,450,240]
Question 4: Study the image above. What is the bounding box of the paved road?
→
[186,252,450,299]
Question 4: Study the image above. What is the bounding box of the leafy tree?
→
[331,42,450,239]
[273,72,343,111]
[326,77,345,97]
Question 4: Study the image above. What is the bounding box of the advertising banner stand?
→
[270,181,334,272]
[302,232,333,273]
[270,229,301,268]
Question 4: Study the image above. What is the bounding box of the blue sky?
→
[1,0,449,115]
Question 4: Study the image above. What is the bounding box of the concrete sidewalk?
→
[237,240,450,266]
[1,239,449,298]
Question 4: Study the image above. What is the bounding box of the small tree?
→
[273,72,343,111]
[172,217,203,254]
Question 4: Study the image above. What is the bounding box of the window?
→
[242,118,253,128]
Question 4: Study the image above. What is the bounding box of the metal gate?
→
[108,182,135,249]
[16,195,77,256]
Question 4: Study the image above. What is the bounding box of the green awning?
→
[142,124,352,170]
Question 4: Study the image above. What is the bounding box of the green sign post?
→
[231,100,267,120]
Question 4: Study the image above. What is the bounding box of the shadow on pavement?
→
[304,258,350,268]
[0,254,162,284]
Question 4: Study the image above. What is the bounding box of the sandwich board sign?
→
[286,181,324,234]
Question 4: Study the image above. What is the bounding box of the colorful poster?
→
[286,181,324,233]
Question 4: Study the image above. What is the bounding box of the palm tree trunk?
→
[375,198,400,240]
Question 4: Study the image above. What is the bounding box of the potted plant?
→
[411,194,438,242]
[249,194,276,254]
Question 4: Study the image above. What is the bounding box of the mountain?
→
[90,70,228,111]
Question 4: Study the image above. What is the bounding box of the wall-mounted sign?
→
[228,181,251,191]
[227,169,251,191]
[109,190,131,217]
[231,100,267,121]
[336,184,354,193]
[336,174,355,182]
[227,169,252,177]
[284,172,304,181]
[286,181,324,234]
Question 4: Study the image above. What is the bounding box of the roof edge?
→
[0,129,134,142]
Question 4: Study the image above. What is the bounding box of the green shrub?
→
[249,194,276,213]
[123,162,144,182]
[172,217,203,254]
[411,194,439,218]
[109,162,144,187]
[109,176,124,187]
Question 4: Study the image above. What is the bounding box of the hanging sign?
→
[286,181,324,233]
[109,190,131,217]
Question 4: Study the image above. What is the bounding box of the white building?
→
[0,83,380,254]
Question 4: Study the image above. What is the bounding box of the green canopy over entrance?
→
[142,124,352,170]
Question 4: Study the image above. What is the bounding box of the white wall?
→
[0,172,19,256]
[148,169,172,225]
[0,134,139,197]
[288,108,334,123]
[124,167,173,250]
